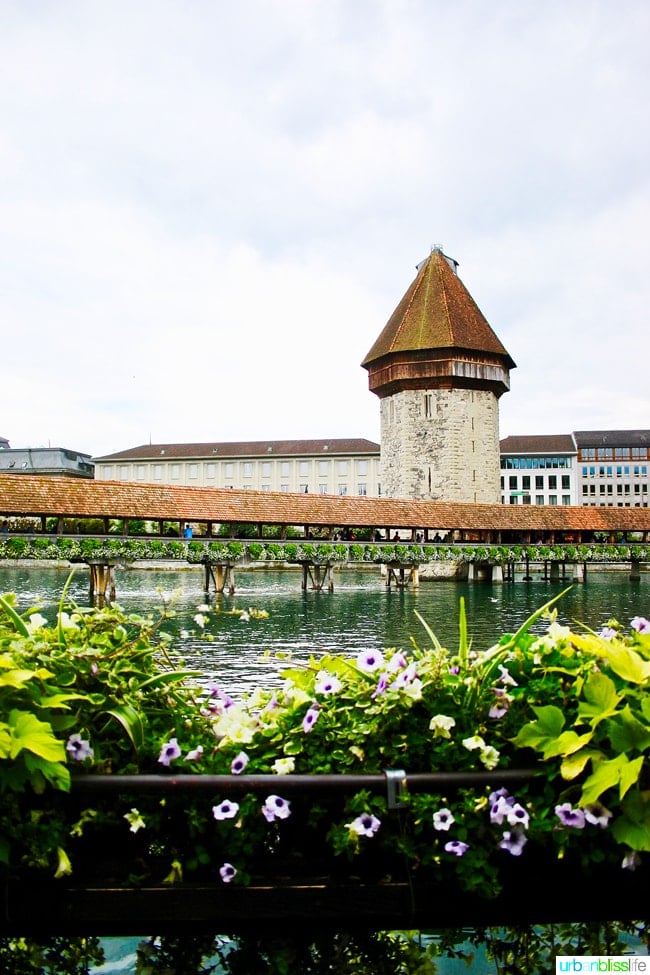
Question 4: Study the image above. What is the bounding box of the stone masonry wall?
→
[380,387,501,503]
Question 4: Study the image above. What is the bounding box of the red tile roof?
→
[500,435,576,453]
[1,475,649,534]
[94,439,380,462]
[362,249,515,368]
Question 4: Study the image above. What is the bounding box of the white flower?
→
[272,757,295,775]
[193,613,207,629]
[124,808,146,833]
[26,613,48,632]
[429,714,456,739]
[479,745,500,770]
[462,735,485,752]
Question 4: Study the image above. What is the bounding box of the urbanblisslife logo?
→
[556,958,648,973]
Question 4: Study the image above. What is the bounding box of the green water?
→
[1,563,647,698]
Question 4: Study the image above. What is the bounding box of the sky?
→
[2,0,649,459]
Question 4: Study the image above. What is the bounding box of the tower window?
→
[424,393,433,418]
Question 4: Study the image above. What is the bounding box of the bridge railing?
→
[0,534,647,566]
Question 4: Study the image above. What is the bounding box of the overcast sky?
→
[2,0,648,459]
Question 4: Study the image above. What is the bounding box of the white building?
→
[93,439,381,497]
[575,430,649,507]
[499,435,577,506]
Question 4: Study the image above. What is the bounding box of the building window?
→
[154,465,162,480]
[299,483,309,493]
[280,484,289,492]
[338,484,348,496]
[357,460,368,475]
[319,483,328,494]
[280,462,290,477]
[318,461,328,476]
[509,476,517,490]
[522,494,531,505]
[338,461,348,475]
[357,483,367,496]
[119,466,128,480]
[561,475,570,490]
[206,463,215,478]
[522,476,530,491]
[261,462,271,478]
[535,476,543,490]
[188,464,198,479]
[299,461,309,476]
[136,465,145,480]
[225,463,234,479]
[548,475,557,490]
[562,495,571,505]
[535,495,544,505]
[261,484,271,492]
[171,465,180,480]
[102,466,113,479]
[549,495,558,505]
[243,463,253,478]
[424,393,433,418]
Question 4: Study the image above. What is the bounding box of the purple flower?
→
[231,751,249,775]
[433,808,455,831]
[262,795,291,822]
[302,705,320,733]
[212,799,240,821]
[219,862,237,883]
[356,648,385,672]
[497,664,518,686]
[599,626,618,641]
[631,617,650,633]
[489,687,510,719]
[393,662,418,689]
[445,840,469,857]
[371,673,389,698]
[499,827,528,856]
[555,802,586,829]
[347,813,381,837]
[314,671,342,695]
[158,737,181,767]
[584,802,612,828]
[490,793,512,825]
[185,745,204,762]
[66,733,94,762]
[506,803,530,830]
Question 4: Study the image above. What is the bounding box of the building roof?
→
[573,430,650,448]
[1,475,648,534]
[500,435,576,454]
[362,249,515,369]
[94,439,380,462]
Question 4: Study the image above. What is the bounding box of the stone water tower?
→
[362,248,515,503]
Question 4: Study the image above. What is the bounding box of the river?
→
[1,563,647,699]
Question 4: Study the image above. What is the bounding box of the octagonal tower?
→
[362,248,515,503]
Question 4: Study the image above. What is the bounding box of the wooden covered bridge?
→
[0,474,648,597]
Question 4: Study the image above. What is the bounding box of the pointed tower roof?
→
[362,248,515,367]
[362,249,515,399]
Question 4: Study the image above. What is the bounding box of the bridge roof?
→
[1,475,649,534]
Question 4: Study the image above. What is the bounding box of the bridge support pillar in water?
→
[630,559,641,582]
[88,562,116,604]
[301,562,334,592]
[204,563,236,595]
[385,564,419,589]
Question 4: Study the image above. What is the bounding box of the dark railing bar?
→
[69,769,538,796]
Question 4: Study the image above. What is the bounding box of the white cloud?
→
[1,0,648,455]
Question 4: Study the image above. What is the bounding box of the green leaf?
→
[608,706,650,754]
[7,710,66,762]
[577,671,621,725]
[561,749,595,780]
[0,594,30,637]
[598,641,650,685]
[541,729,592,760]
[580,754,643,805]
[105,704,145,752]
[511,705,566,751]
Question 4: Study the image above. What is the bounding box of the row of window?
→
[581,466,648,478]
[503,495,572,506]
[500,457,572,470]
[101,460,373,482]
[579,447,648,461]
[582,483,646,496]
[502,475,571,491]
